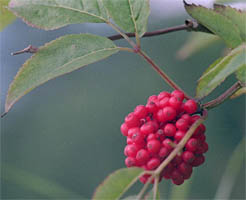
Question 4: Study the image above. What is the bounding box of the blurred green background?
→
[0,1,245,199]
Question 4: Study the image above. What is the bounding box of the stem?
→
[153,176,159,200]
[108,24,191,41]
[155,109,208,175]
[202,81,242,110]
[137,175,155,200]
[137,50,191,100]
[11,45,38,55]
[107,22,137,49]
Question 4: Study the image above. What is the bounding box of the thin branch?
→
[202,81,242,110]
[153,176,159,200]
[11,45,38,55]
[108,23,193,41]
[137,49,191,100]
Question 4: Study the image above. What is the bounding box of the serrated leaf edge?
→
[5,34,120,113]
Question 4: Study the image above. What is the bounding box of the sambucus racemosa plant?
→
[1,0,245,199]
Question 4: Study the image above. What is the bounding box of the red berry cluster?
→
[121,90,208,185]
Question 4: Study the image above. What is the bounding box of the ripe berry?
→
[147,158,161,170]
[164,123,176,137]
[147,139,161,154]
[184,100,198,114]
[163,106,176,121]
[120,123,128,136]
[136,149,150,165]
[169,96,182,110]
[125,157,137,167]
[182,151,195,163]
[171,90,184,102]
[125,112,139,128]
[134,105,147,119]
[176,118,189,131]
[122,90,208,186]
[185,138,198,152]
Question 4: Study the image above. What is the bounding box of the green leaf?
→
[214,4,246,41]
[92,167,143,200]
[235,64,246,84]
[196,44,246,98]
[184,2,242,48]
[8,0,109,30]
[230,87,246,99]
[0,0,16,31]
[169,178,193,200]
[102,0,150,37]
[216,0,243,3]
[214,138,245,199]
[5,34,119,113]
[122,196,138,200]
[177,32,221,60]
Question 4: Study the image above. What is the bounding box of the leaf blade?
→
[5,34,119,113]
[8,0,109,30]
[102,0,150,37]
[184,2,242,48]
[0,0,16,31]
[196,44,246,98]
[214,4,246,41]
[92,167,143,200]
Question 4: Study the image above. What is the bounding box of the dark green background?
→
[1,4,245,199]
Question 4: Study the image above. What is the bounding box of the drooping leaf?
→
[214,4,246,41]
[92,168,143,200]
[5,34,119,113]
[184,2,242,48]
[235,64,246,84]
[230,87,246,99]
[8,0,109,30]
[0,0,16,31]
[196,44,246,98]
[214,138,245,199]
[176,32,221,60]
[216,0,243,3]
[102,0,150,37]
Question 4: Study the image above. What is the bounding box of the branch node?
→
[11,45,38,56]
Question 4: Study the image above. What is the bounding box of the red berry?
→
[158,91,170,100]
[164,123,176,137]
[191,155,205,167]
[125,112,139,128]
[120,123,129,136]
[162,138,174,151]
[182,151,195,163]
[163,106,176,121]
[171,170,184,185]
[171,155,182,166]
[159,147,170,158]
[134,105,148,119]
[156,109,166,122]
[184,100,198,114]
[190,115,200,124]
[148,95,158,103]
[139,174,150,184]
[185,138,198,152]
[124,144,140,157]
[174,130,186,141]
[147,158,161,170]
[176,118,189,131]
[147,139,161,154]
[169,96,182,110]
[125,157,137,167]
[147,133,156,141]
[132,131,144,144]
[136,149,150,165]
[140,122,155,136]
[178,162,192,175]
[127,137,133,144]
[181,114,191,124]
[128,127,140,138]
[161,163,174,179]
[146,102,158,113]
[159,97,170,108]
[171,90,184,102]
